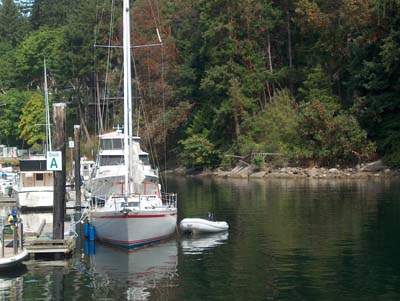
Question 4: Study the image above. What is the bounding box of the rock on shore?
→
[167,160,399,179]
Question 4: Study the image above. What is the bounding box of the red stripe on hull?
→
[93,212,177,219]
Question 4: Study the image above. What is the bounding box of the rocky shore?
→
[169,160,400,179]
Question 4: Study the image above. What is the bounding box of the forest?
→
[0,0,400,169]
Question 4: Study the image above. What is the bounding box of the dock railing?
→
[1,222,24,258]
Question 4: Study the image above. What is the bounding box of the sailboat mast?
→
[44,58,52,152]
[123,0,133,194]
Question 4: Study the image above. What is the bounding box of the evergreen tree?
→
[0,0,29,47]
[30,0,77,29]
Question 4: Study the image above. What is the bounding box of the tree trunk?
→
[96,73,104,134]
[287,10,293,69]
[78,101,92,144]
[287,7,294,94]
[266,30,274,101]
[267,30,273,73]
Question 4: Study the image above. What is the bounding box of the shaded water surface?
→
[1,177,400,300]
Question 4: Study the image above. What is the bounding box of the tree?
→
[0,89,27,146]
[346,1,400,166]
[296,67,375,166]
[15,27,63,88]
[239,89,299,157]
[179,134,220,169]
[30,0,77,29]
[18,92,48,151]
[172,0,281,153]
[0,0,29,47]
[0,42,18,92]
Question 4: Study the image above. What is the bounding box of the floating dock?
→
[25,238,75,255]
[24,221,76,258]
[1,218,76,267]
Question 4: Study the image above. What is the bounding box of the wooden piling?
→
[53,103,67,241]
[74,125,81,209]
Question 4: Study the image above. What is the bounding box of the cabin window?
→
[121,201,139,207]
[101,138,123,150]
[99,155,124,166]
[139,154,150,165]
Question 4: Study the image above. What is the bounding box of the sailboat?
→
[89,0,177,249]
[14,60,54,211]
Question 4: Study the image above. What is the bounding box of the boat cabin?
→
[19,159,53,188]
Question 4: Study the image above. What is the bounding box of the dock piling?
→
[74,125,81,209]
[53,103,67,242]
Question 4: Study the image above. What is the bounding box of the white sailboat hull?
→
[91,209,177,249]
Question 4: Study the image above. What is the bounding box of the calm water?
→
[1,177,400,300]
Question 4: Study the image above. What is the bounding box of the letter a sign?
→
[47,151,62,171]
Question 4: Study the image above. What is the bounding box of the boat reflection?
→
[180,232,229,255]
[0,266,27,300]
[89,239,178,300]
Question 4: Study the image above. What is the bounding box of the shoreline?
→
[166,160,400,180]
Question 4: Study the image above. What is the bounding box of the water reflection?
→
[0,266,26,301]
[88,239,178,300]
[1,177,400,300]
[180,232,229,255]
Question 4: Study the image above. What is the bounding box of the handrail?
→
[1,222,24,258]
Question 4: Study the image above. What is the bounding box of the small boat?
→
[0,249,29,269]
[1,216,29,269]
[179,218,229,234]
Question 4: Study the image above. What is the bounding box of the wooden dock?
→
[25,237,75,255]
[24,221,76,257]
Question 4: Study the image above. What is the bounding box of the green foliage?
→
[251,156,264,170]
[345,4,400,167]
[179,134,220,169]
[15,27,63,87]
[0,0,30,47]
[220,153,236,170]
[30,0,77,29]
[295,67,376,166]
[296,99,375,166]
[0,42,18,91]
[0,89,28,146]
[240,89,299,157]
[298,65,336,104]
[18,92,48,150]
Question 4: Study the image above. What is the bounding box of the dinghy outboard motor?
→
[207,212,215,221]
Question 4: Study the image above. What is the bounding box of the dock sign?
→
[47,151,62,171]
